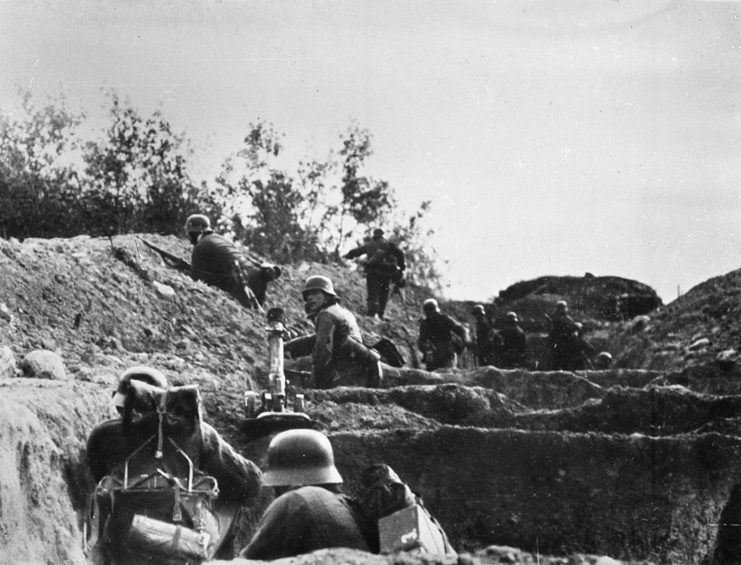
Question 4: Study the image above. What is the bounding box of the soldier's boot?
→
[337,339,384,388]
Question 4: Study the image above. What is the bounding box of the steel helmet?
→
[372,228,384,239]
[471,304,485,315]
[596,351,613,366]
[112,366,168,410]
[423,298,439,312]
[263,429,343,487]
[302,275,337,300]
[505,311,519,322]
[184,214,211,234]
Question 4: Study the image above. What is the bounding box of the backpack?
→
[371,338,406,368]
[87,385,229,564]
[356,464,456,556]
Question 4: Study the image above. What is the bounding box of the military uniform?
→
[240,486,371,560]
[418,310,467,371]
[496,321,528,369]
[191,232,256,309]
[344,235,405,319]
[286,302,381,388]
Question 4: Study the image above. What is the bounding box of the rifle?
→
[139,239,192,271]
[233,260,265,313]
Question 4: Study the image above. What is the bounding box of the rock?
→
[0,346,16,378]
[0,302,12,322]
[716,349,737,371]
[20,349,68,380]
[153,281,176,298]
[595,557,622,565]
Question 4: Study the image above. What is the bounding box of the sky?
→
[1,0,740,303]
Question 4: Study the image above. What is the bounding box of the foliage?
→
[214,121,322,262]
[81,91,218,236]
[0,90,442,289]
[0,91,85,238]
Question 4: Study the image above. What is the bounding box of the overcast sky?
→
[1,0,739,303]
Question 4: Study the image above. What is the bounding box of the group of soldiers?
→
[83,215,618,562]
[86,367,452,563]
[183,214,611,376]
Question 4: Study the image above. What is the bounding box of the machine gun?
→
[243,308,314,438]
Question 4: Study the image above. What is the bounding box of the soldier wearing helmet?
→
[470,304,495,367]
[111,365,168,416]
[284,275,384,388]
[185,213,271,310]
[418,298,467,371]
[343,227,406,320]
[594,351,613,370]
[184,213,212,245]
[86,367,262,562]
[548,300,584,370]
[495,311,528,369]
[239,429,372,560]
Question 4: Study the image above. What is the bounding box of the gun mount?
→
[243,307,314,438]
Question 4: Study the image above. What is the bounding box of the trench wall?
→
[330,427,741,564]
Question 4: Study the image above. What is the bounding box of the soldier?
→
[470,305,495,367]
[594,351,613,370]
[495,311,528,369]
[240,429,372,560]
[284,275,384,388]
[418,298,468,371]
[185,213,278,309]
[548,300,583,370]
[344,228,406,320]
[85,366,263,563]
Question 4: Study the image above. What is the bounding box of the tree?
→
[328,124,394,259]
[213,121,322,262]
[81,91,217,236]
[0,91,85,238]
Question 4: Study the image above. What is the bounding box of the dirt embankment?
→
[1,234,740,565]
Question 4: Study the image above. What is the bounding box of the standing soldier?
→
[496,311,528,369]
[470,305,495,367]
[548,300,582,370]
[417,298,468,371]
[344,228,406,320]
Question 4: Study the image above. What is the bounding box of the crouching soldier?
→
[284,275,384,388]
[185,213,281,310]
[85,366,262,564]
[239,429,372,560]
[240,429,454,561]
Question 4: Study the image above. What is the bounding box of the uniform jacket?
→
[240,486,371,560]
[549,312,580,345]
[418,311,466,352]
[345,237,406,275]
[191,233,246,291]
[311,302,363,375]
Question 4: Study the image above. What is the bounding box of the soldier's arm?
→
[392,244,406,271]
[199,423,263,504]
[417,321,429,351]
[343,244,367,260]
[312,313,336,386]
